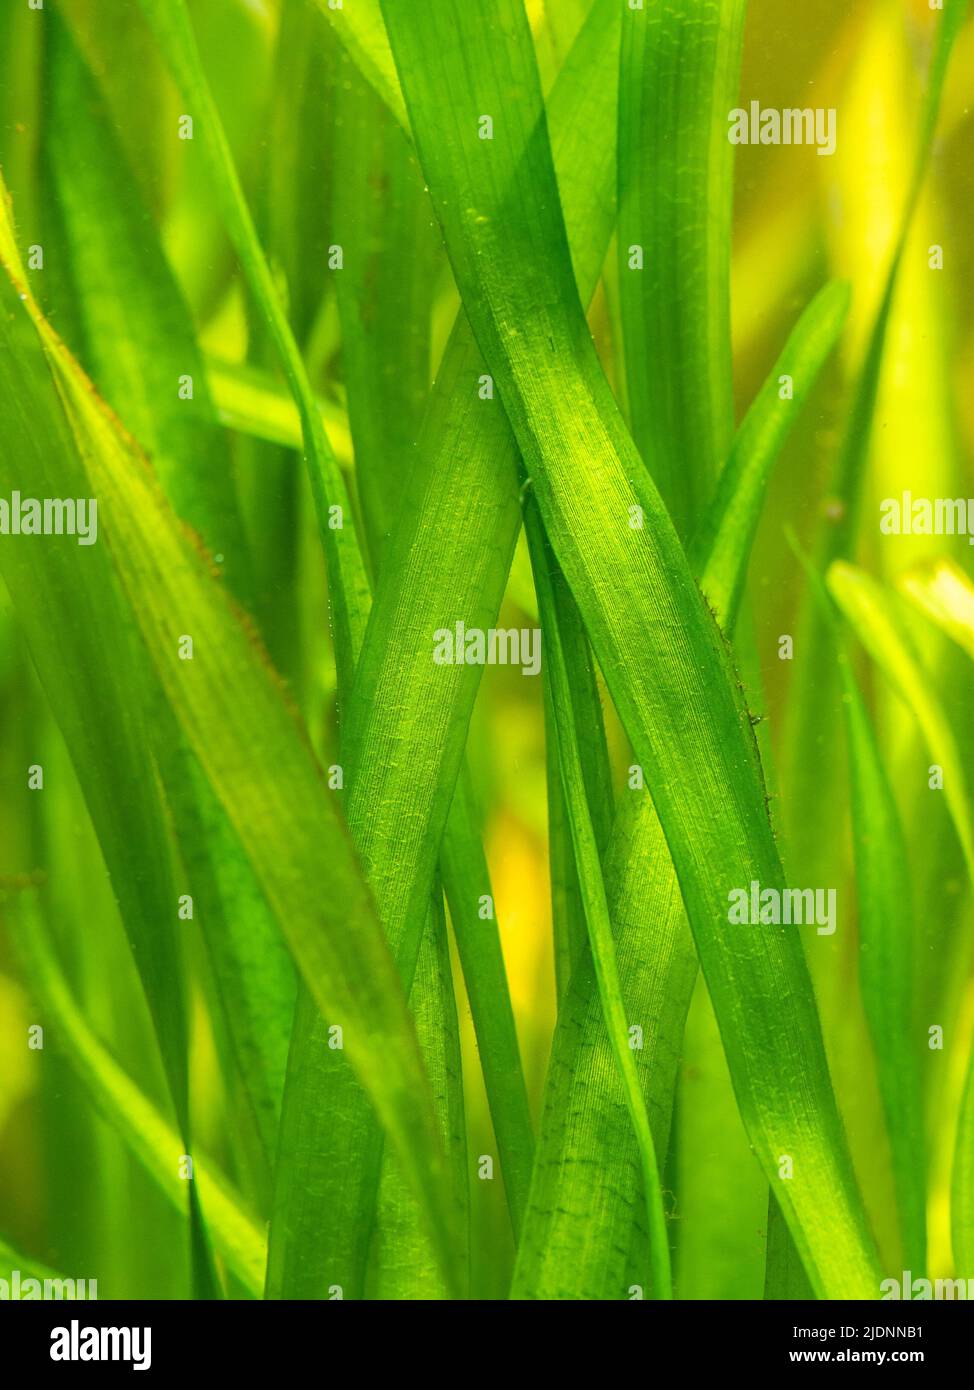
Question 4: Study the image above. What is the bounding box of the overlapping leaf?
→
[0,191,462,1295]
[380,0,880,1298]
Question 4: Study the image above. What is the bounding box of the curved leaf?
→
[526,494,671,1299]
[828,561,974,878]
[135,0,370,701]
[5,892,265,1297]
[618,0,746,532]
[380,0,880,1298]
[0,196,462,1297]
[690,280,851,625]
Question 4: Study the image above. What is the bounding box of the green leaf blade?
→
[380,0,880,1299]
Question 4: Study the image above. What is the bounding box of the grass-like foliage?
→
[0,0,971,1300]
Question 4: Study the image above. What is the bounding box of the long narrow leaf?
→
[5,892,266,1297]
[618,0,745,532]
[515,283,847,1298]
[41,13,295,1171]
[690,280,851,626]
[782,0,967,876]
[525,494,671,1299]
[380,0,880,1298]
[895,558,974,1277]
[0,203,462,1297]
[266,0,624,1299]
[135,0,370,701]
[799,551,925,1271]
[828,562,974,878]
